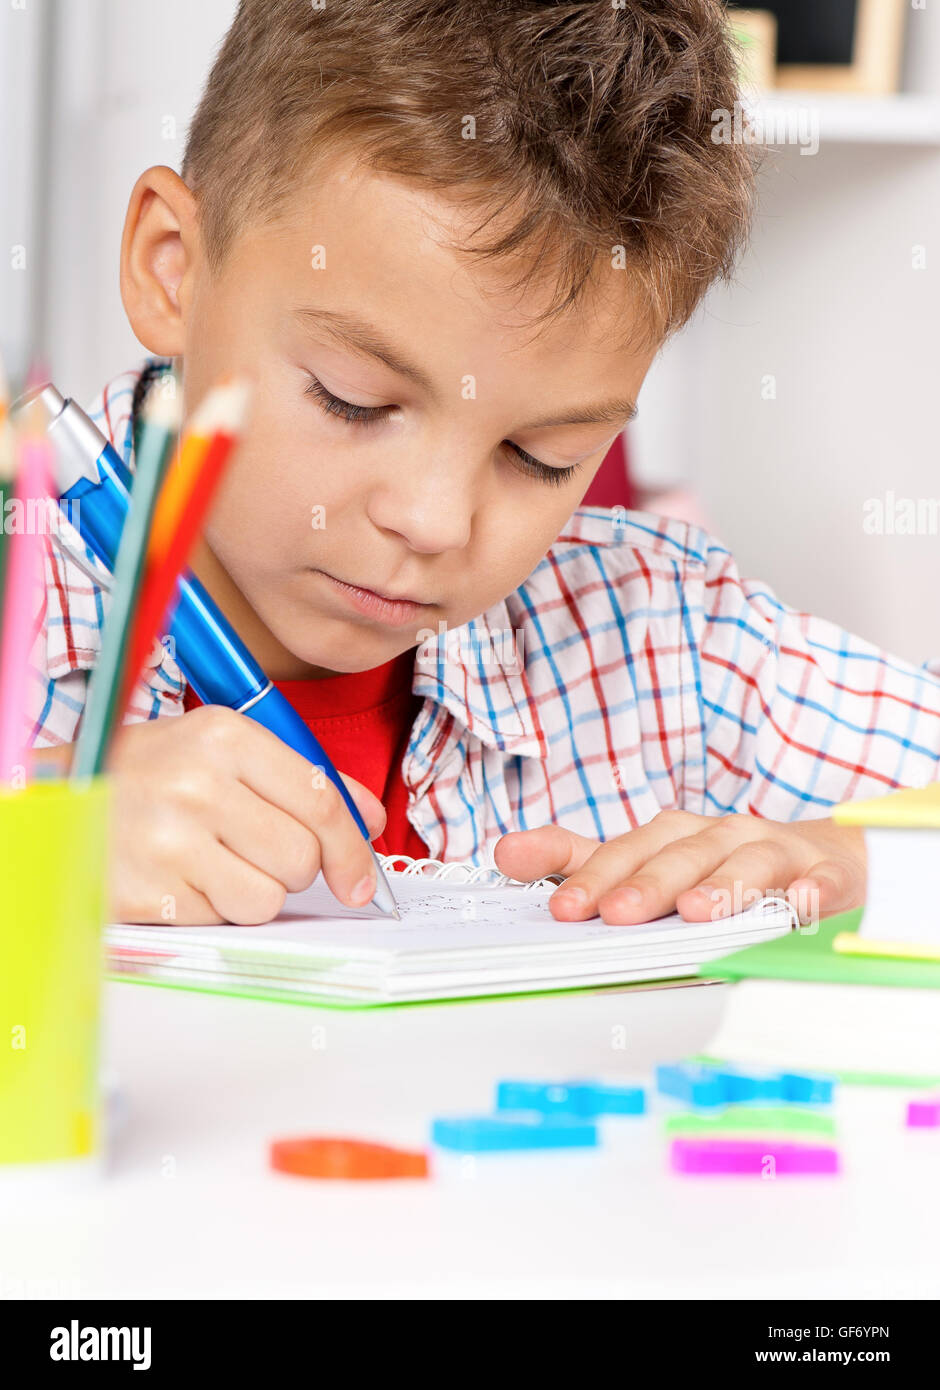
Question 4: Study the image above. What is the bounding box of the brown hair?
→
[182,0,755,343]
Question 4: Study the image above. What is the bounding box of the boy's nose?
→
[366,454,476,555]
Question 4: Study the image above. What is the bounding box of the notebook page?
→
[109,871,795,966]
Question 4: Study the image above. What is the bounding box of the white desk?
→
[1,979,938,1299]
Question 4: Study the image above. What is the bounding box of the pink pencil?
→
[0,418,53,785]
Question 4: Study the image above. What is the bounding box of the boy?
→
[32,0,940,926]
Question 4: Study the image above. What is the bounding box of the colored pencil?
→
[0,354,12,469]
[0,403,53,785]
[0,356,14,648]
[72,386,181,779]
[118,377,251,719]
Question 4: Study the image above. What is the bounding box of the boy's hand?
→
[494,811,867,926]
[106,706,387,925]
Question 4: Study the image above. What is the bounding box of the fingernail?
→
[614,887,642,907]
[552,886,587,914]
[349,875,375,906]
[687,884,717,906]
[687,885,723,920]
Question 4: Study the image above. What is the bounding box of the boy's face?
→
[174,158,657,677]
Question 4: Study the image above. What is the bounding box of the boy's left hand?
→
[493,811,867,926]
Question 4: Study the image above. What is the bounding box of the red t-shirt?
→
[181,650,428,860]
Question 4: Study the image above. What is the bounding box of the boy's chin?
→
[276,623,416,676]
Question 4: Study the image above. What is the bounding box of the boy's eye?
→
[304,374,394,425]
[506,443,580,488]
[305,374,579,487]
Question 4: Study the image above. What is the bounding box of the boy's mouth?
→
[311,567,435,627]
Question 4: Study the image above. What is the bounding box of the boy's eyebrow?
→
[295,308,436,395]
[521,398,638,429]
[294,307,638,427]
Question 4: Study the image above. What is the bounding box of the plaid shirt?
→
[31,361,940,865]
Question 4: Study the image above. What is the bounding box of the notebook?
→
[105,854,798,1007]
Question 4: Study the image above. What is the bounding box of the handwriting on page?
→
[395,890,553,922]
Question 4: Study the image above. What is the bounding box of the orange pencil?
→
[118,378,251,717]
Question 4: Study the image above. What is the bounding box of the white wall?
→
[0,0,236,400]
[629,9,940,666]
[633,136,940,665]
[0,0,52,382]
[39,0,238,399]
[2,0,938,664]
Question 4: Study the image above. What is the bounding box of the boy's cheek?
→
[207,427,344,550]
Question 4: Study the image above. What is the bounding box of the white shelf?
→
[743,93,940,147]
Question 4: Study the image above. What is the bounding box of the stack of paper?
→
[106,872,796,1006]
[701,783,940,1083]
[832,784,940,962]
[705,978,940,1082]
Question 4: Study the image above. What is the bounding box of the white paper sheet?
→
[107,872,796,1003]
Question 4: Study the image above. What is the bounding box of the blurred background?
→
[1,0,938,663]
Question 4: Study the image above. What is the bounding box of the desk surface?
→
[1,979,938,1299]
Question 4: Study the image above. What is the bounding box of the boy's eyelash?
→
[507,443,580,488]
[304,374,579,486]
[304,375,393,425]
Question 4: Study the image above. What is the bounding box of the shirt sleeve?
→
[694,539,940,820]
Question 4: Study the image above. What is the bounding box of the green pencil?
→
[73,384,181,779]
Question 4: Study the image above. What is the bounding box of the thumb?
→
[494,824,600,882]
[338,772,387,841]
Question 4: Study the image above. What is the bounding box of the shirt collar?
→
[411,597,548,760]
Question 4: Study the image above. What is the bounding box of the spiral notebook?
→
[105,854,798,1007]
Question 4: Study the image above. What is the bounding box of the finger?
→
[338,772,387,840]
[110,864,225,927]
[494,825,602,882]
[163,884,224,926]
[188,708,381,907]
[673,837,803,923]
[289,774,380,908]
[189,706,386,840]
[548,811,709,921]
[188,837,288,926]
[214,782,322,895]
[787,857,865,925]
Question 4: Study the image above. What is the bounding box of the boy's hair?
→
[182,0,754,344]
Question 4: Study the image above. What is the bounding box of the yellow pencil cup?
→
[0,778,110,1178]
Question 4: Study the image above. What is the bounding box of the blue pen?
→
[29,383,400,919]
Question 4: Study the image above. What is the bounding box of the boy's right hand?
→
[106,705,387,926]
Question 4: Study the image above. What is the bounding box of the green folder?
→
[105,972,691,1011]
[702,908,940,990]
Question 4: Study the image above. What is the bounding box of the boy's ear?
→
[120,166,200,357]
